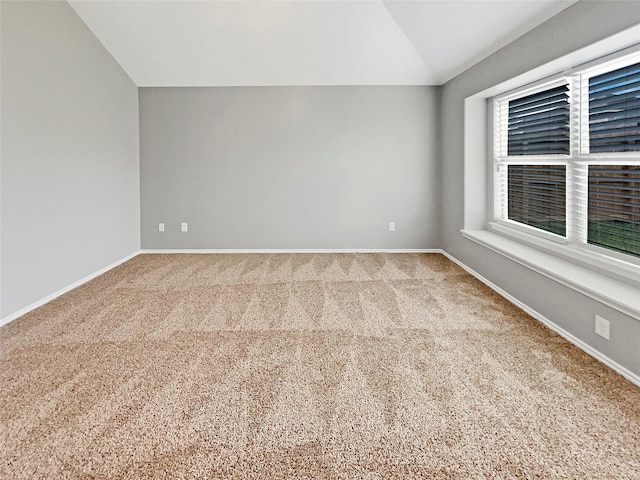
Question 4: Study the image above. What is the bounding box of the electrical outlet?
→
[158,223,165,232]
[389,222,396,232]
[181,222,188,232]
[595,315,610,340]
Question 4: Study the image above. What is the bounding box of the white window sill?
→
[461,229,640,321]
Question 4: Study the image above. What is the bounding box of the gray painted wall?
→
[441,1,640,375]
[140,86,440,250]
[1,1,140,318]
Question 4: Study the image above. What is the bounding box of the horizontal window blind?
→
[589,61,640,153]
[508,165,566,236]
[588,165,640,257]
[508,85,570,156]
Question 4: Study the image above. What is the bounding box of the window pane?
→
[508,85,570,156]
[588,165,640,257]
[589,62,640,153]
[508,165,566,236]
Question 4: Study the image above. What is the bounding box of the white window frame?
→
[460,25,640,320]
[491,47,640,281]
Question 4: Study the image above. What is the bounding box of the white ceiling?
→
[68,0,577,87]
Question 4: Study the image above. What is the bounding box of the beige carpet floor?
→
[1,253,639,479]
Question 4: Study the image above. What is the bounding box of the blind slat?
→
[508,133,570,144]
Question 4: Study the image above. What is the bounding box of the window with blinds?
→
[494,49,640,261]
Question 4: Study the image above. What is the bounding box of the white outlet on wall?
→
[158,223,165,232]
[595,315,610,340]
[181,222,188,232]
[389,222,396,232]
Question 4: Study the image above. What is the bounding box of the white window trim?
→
[462,24,640,322]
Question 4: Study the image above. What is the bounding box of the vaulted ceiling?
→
[68,0,577,86]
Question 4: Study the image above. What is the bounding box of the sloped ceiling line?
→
[68,0,578,87]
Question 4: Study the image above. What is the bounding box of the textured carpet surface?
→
[1,253,639,479]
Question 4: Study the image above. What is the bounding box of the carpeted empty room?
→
[3,0,640,478]
[1,253,639,478]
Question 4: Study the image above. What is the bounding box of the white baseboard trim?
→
[140,248,441,254]
[0,250,141,328]
[440,250,640,388]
